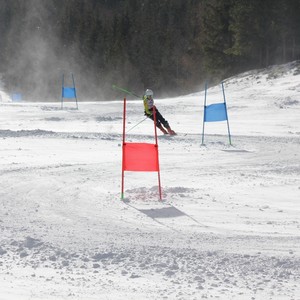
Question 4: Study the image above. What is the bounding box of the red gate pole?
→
[121,97,126,200]
[153,106,162,200]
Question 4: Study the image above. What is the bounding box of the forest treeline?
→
[1,0,300,100]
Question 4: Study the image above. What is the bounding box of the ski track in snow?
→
[0,133,299,299]
[1,63,300,299]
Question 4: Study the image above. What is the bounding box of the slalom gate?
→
[202,82,232,145]
[121,97,162,200]
[61,73,78,109]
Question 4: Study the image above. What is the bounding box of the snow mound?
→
[0,90,11,102]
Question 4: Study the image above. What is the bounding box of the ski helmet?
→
[145,89,153,97]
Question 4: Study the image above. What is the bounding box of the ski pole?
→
[112,84,141,99]
[126,116,149,133]
[112,85,147,132]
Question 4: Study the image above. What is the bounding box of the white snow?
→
[0,62,299,299]
[0,90,11,103]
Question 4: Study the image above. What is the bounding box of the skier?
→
[143,89,176,135]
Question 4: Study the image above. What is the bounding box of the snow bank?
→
[0,62,299,299]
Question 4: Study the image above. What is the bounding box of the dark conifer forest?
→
[1,0,300,100]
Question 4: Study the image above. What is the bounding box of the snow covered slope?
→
[0,62,299,299]
[0,82,11,103]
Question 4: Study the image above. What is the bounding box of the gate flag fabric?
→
[61,73,78,109]
[121,97,162,200]
[202,82,232,145]
[62,87,76,98]
[204,103,227,122]
[123,143,159,171]
[11,93,22,102]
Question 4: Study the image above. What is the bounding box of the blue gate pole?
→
[221,82,232,145]
[61,74,65,110]
[72,73,78,110]
[201,82,208,145]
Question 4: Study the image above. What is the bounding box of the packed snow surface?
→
[0,62,300,299]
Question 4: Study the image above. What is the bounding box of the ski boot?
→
[158,124,168,134]
[167,127,176,135]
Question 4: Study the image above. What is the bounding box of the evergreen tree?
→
[200,0,235,79]
[1,0,300,99]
